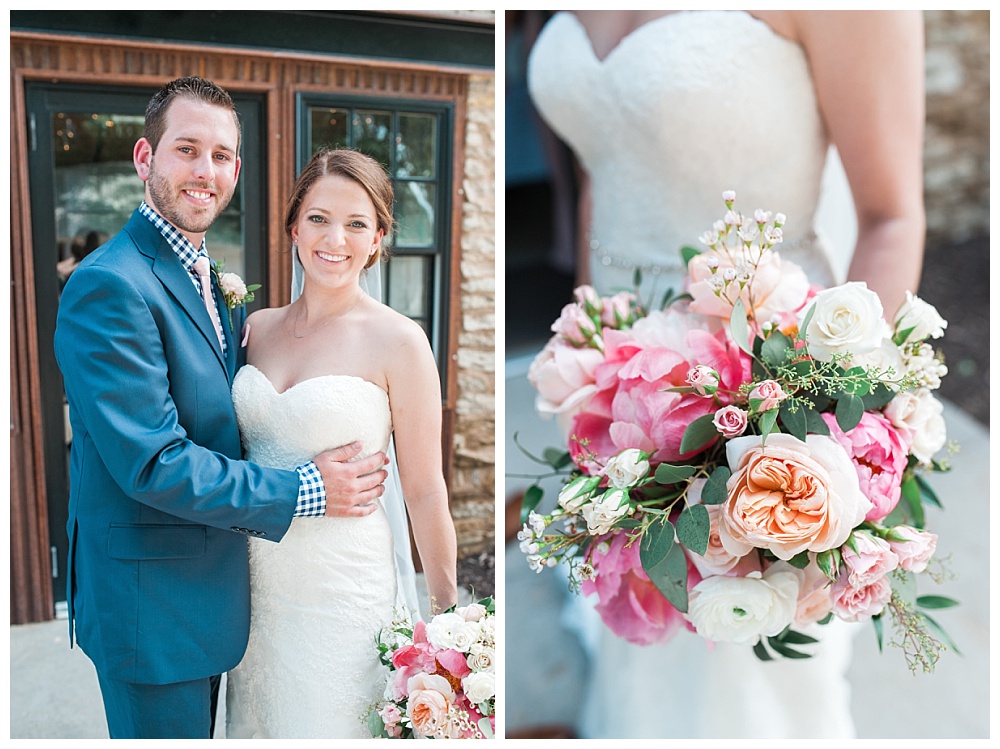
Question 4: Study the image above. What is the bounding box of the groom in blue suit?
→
[53,77,388,739]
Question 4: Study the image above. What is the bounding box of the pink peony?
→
[571,314,751,468]
[528,337,604,418]
[832,575,892,623]
[887,526,938,573]
[821,411,908,521]
[581,532,696,646]
[841,532,898,589]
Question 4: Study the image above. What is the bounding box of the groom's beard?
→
[146,159,235,235]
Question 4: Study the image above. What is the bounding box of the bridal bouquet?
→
[520,191,957,672]
[367,597,496,739]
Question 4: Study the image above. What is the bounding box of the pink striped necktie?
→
[193,255,225,349]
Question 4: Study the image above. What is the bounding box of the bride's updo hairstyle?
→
[284,148,395,270]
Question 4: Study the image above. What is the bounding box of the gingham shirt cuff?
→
[295,461,327,517]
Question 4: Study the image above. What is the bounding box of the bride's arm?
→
[384,320,459,614]
[795,10,925,315]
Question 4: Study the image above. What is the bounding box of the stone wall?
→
[452,72,496,556]
[924,10,989,248]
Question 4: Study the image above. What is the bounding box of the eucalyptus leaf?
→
[834,392,864,432]
[901,476,925,528]
[776,629,819,645]
[367,710,386,738]
[654,463,699,485]
[861,382,896,411]
[680,413,719,454]
[702,465,732,505]
[520,485,543,524]
[919,611,962,655]
[642,535,689,613]
[543,447,573,470]
[761,331,792,368]
[729,298,753,356]
[872,614,884,653]
[799,302,816,343]
[478,717,494,738]
[676,503,710,556]
[639,521,674,570]
[779,401,808,442]
[759,408,779,442]
[804,405,831,436]
[786,550,810,569]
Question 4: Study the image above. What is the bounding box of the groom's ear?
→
[134,138,153,182]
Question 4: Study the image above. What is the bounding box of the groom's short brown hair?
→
[142,76,242,154]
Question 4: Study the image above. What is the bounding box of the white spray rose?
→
[804,282,887,362]
[884,388,947,464]
[893,290,947,343]
[603,449,650,489]
[581,488,631,535]
[687,563,802,644]
[466,643,496,673]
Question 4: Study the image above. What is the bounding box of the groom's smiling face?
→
[134,97,242,246]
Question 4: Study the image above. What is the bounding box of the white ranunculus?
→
[462,671,496,704]
[883,388,947,464]
[603,448,650,489]
[687,563,802,644]
[803,282,887,362]
[581,488,631,535]
[893,290,947,343]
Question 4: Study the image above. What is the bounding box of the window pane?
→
[352,110,392,166]
[396,182,436,247]
[309,107,349,150]
[396,113,436,178]
[387,255,429,320]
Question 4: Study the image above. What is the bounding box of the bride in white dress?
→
[526,9,926,738]
[226,148,458,738]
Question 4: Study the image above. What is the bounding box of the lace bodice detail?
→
[529,11,849,296]
[226,365,397,738]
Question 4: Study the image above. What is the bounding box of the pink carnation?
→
[832,575,892,623]
[841,532,898,589]
[821,411,908,521]
[581,532,696,646]
[887,526,938,573]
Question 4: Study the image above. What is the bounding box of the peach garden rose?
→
[719,434,872,561]
[405,673,456,737]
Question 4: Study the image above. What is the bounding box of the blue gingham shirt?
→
[139,202,326,518]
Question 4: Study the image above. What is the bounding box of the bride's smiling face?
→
[291,174,384,289]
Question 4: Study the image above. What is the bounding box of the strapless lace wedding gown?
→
[528,10,859,739]
[225,365,397,738]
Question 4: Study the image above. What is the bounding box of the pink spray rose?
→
[582,532,696,646]
[821,411,908,521]
[749,379,788,412]
[841,531,899,589]
[551,301,599,346]
[886,526,938,573]
[686,364,720,397]
[713,405,748,438]
[601,291,636,327]
[832,574,892,623]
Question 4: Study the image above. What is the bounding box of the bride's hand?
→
[314,442,389,517]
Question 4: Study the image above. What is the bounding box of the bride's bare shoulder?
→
[367,300,432,352]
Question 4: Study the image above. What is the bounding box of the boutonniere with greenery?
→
[211,260,261,327]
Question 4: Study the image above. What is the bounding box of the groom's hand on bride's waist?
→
[314,442,389,518]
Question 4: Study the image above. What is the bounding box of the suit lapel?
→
[213,280,239,384]
[129,213,227,374]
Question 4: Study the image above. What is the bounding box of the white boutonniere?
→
[211,260,261,327]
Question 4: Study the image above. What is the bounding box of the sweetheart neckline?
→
[560,10,790,65]
[239,364,388,399]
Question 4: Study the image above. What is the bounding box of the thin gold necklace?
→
[290,293,363,339]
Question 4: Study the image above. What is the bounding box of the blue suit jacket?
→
[54,210,299,685]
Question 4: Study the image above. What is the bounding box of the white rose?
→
[603,448,650,489]
[804,282,887,362]
[893,290,947,343]
[687,563,802,644]
[462,671,495,704]
[558,475,597,512]
[846,336,906,391]
[425,613,480,652]
[218,272,247,298]
[883,388,947,464]
[466,643,495,672]
[580,488,631,535]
